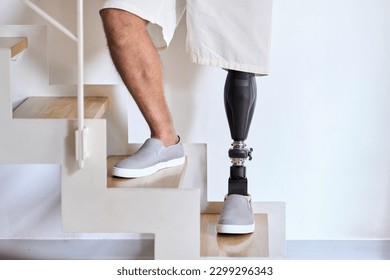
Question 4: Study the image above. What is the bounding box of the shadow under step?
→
[13,96,109,119]
[0,37,28,58]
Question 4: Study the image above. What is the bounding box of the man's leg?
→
[100,9,185,178]
[186,0,272,234]
[100,8,177,147]
[216,70,257,234]
[224,70,256,196]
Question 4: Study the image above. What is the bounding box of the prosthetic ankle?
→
[224,70,257,196]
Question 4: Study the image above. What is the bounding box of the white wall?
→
[1,0,390,241]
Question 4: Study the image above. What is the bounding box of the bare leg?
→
[100,8,177,147]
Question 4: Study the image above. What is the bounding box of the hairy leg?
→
[100,8,177,147]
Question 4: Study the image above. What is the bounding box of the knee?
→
[100,9,147,46]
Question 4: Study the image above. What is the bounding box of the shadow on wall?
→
[0,4,51,104]
[0,0,78,85]
[8,0,112,85]
[23,0,78,84]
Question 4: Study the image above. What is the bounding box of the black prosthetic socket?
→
[224,70,257,141]
[224,70,257,196]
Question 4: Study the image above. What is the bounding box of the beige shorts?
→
[102,0,273,75]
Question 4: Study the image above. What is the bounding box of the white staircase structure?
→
[0,6,286,260]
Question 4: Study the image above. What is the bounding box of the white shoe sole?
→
[216,223,255,234]
[112,156,185,178]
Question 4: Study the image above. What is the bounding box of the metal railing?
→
[23,0,87,168]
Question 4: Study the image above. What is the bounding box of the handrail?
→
[23,0,87,168]
[76,0,86,169]
[22,0,78,42]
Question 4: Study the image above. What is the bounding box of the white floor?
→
[286,240,390,260]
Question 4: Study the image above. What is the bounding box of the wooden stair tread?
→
[0,37,28,58]
[13,96,109,119]
[107,155,186,189]
[201,214,269,258]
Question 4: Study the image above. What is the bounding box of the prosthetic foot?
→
[217,70,257,234]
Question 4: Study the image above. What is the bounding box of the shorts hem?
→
[189,53,269,76]
[101,0,157,23]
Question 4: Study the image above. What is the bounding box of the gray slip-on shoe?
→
[217,194,255,234]
[112,138,185,178]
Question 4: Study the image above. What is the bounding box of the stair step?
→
[13,96,109,119]
[0,37,28,58]
[200,214,269,258]
[107,155,186,189]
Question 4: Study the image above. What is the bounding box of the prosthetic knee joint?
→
[224,70,257,196]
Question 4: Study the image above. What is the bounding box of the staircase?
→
[14,96,109,119]
[0,37,27,58]
[0,25,285,259]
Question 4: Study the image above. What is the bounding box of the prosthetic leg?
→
[217,70,257,234]
[225,70,256,196]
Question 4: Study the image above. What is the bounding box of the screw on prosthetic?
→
[224,70,257,196]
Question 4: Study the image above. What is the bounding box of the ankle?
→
[152,134,179,147]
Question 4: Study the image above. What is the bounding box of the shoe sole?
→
[112,156,185,178]
[216,223,255,234]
